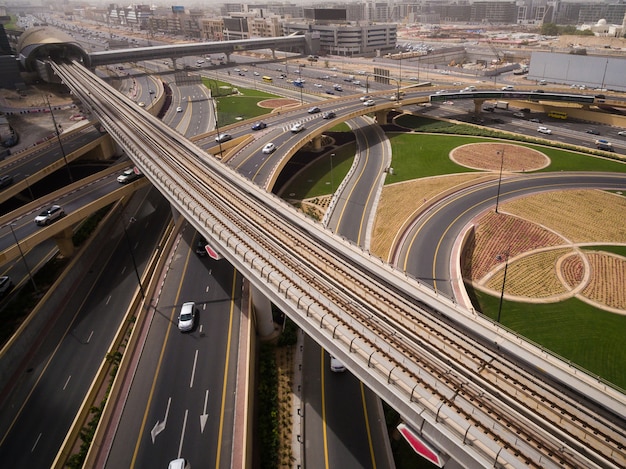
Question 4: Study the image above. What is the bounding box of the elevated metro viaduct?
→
[15,26,317,83]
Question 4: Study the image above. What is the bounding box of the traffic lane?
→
[229,102,374,182]
[106,227,241,469]
[0,188,171,467]
[0,170,138,252]
[397,173,626,297]
[302,337,378,469]
[329,121,388,244]
[0,126,103,181]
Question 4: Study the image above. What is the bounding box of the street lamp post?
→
[7,223,38,292]
[330,153,335,193]
[44,95,73,183]
[210,98,224,155]
[497,249,510,323]
[495,148,505,213]
[120,215,145,298]
[24,174,34,201]
[298,64,303,104]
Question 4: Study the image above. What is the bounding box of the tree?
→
[541,23,559,36]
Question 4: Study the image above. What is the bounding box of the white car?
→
[253,71,260,76]
[314,83,323,88]
[178,302,196,332]
[290,122,305,133]
[330,356,346,372]
[215,133,232,143]
[117,168,139,183]
[501,85,515,91]
[262,143,276,154]
[176,106,183,112]
[34,205,65,226]
[618,131,626,136]
[363,99,375,107]
[537,126,552,134]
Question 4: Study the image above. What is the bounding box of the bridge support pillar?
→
[474,99,485,114]
[271,48,276,60]
[53,227,75,258]
[251,285,275,337]
[311,135,323,151]
[374,110,389,125]
[171,58,177,70]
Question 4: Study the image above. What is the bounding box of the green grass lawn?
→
[469,291,626,389]
[202,78,280,126]
[285,127,626,389]
[384,133,626,185]
[281,143,356,199]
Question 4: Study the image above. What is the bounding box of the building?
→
[284,21,396,56]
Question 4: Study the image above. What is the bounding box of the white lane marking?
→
[31,433,42,452]
[178,409,189,458]
[63,375,71,390]
[190,349,199,388]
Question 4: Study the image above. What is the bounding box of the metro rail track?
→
[52,60,626,468]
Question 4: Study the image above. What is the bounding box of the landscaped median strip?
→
[51,218,180,469]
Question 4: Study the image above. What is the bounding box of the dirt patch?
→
[370,173,492,260]
[258,98,300,110]
[463,190,626,312]
[451,142,550,172]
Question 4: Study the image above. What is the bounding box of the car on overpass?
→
[117,168,140,183]
[290,123,305,133]
[34,205,65,226]
[262,142,276,154]
[215,133,232,143]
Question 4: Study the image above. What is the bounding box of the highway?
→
[103,226,242,468]
[50,59,626,468]
[0,187,171,467]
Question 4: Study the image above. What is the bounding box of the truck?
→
[495,101,509,110]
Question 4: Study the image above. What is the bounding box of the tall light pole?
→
[330,153,335,194]
[24,174,34,201]
[497,248,510,323]
[211,97,223,155]
[495,148,505,213]
[44,95,73,183]
[120,215,145,298]
[7,223,38,292]
[298,64,303,104]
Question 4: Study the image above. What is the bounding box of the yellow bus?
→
[262,76,273,82]
[548,111,567,119]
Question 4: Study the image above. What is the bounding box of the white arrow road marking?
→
[200,390,209,433]
[151,397,171,443]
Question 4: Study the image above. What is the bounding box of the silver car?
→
[34,205,65,226]
[178,302,196,332]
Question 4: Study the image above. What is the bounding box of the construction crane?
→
[488,41,502,64]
